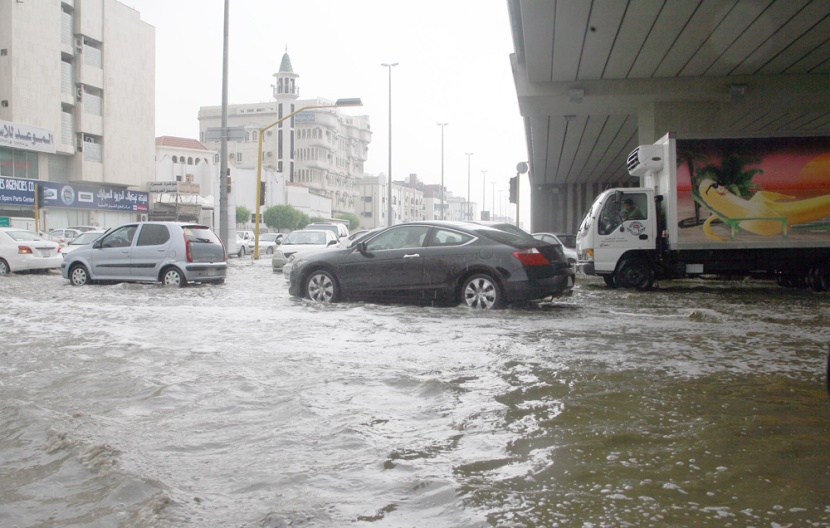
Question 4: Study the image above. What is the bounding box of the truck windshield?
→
[598,192,648,235]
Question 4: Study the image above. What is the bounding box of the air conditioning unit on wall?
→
[139,214,148,222]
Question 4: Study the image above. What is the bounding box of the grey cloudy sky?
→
[125,0,528,222]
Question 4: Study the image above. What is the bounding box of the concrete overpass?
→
[508,0,830,233]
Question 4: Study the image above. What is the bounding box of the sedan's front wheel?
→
[462,274,502,309]
[306,270,338,303]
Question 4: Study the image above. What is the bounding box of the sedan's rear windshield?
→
[5,230,42,241]
[471,226,536,247]
[183,226,221,243]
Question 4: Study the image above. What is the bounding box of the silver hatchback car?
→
[61,221,227,287]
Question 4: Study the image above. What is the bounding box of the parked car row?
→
[4,220,577,310]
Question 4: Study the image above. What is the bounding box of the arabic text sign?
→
[0,120,57,154]
[0,177,149,212]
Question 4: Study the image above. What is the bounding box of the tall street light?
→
[465,152,473,220]
[481,169,488,220]
[437,123,448,220]
[381,62,398,227]
[253,98,362,259]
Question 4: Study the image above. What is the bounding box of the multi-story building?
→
[0,0,155,230]
[153,136,218,226]
[197,51,371,220]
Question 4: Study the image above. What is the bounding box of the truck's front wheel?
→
[616,257,655,291]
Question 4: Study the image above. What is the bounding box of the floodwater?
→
[2,258,829,527]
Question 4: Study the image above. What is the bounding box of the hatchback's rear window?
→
[183,226,221,243]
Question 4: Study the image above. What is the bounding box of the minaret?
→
[271,47,299,181]
[272,47,299,101]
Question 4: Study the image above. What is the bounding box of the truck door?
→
[594,191,655,270]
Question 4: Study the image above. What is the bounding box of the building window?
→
[236,152,242,162]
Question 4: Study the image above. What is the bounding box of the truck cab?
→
[577,188,660,289]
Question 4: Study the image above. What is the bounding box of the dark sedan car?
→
[287,221,575,308]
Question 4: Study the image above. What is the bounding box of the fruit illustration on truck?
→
[576,133,830,291]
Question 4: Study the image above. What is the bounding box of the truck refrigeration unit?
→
[576,133,830,291]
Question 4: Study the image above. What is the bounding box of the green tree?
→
[298,213,311,229]
[698,142,763,198]
[336,212,360,231]
[263,205,304,231]
[310,216,328,224]
[236,205,250,225]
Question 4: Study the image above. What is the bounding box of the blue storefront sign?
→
[0,177,149,212]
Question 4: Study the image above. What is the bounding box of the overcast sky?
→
[125,0,529,223]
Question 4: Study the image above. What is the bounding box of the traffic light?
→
[508,176,517,204]
[260,182,266,206]
[35,184,45,208]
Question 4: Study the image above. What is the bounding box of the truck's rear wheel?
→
[616,257,655,291]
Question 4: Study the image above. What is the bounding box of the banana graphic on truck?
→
[698,178,830,242]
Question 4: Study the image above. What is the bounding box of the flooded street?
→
[2,258,829,527]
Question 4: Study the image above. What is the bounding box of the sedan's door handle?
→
[403,253,421,259]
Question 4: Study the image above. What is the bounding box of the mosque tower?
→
[271,48,299,181]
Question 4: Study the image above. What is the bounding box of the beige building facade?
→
[0,0,155,230]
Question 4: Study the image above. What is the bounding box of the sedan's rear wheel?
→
[69,264,90,286]
[306,270,338,303]
[0,258,10,275]
[161,267,187,287]
[462,274,502,309]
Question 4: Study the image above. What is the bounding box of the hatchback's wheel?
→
[306,270,338,303]
[69,264,90,286]
[616,257,655,290]
[0,258,10,275]
[266,247,274,255]
[238,246,246,258]
[462,274,502,309]
[161,267,187,287]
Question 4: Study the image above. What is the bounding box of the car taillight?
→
[185,235,193,262]
[513,247,550,266]
[18,245,33,255]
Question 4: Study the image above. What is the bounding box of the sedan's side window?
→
[365,226,430,251]
[136,224,170,246]
[430,228,472,247]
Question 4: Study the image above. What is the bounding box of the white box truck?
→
[576,133,830,291]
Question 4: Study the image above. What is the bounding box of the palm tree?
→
[697,140,763,198]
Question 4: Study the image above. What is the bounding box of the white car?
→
[257,232,284,255]
[272,229,339,272]
[0,227,63,274]
[532,232,577,267]
[234,232,255,257]
[61,229,108,255]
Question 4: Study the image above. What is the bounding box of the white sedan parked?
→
[271,229,339,272]
[0,227,63,275]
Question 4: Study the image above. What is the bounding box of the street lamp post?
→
[491,181,496,221]
[465,152,473,220]
[437,123,448,220]
[481,169,488,220]
[381,62,398,227]
[253,98,362,259]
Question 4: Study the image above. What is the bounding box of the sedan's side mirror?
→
[93,239,103,249]
[356,241,368,254]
